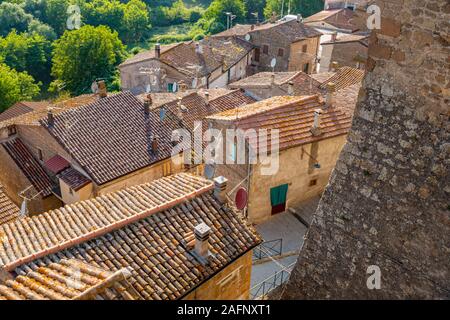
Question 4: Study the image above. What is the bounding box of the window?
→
[262,44,269,54]
[309,179,318,187]
[303,63,310,73]
[302,44,308,53]
[37,148,43,162]
[277,48,284,57]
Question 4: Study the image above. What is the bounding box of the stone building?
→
[206,89,359,224]
[119,37,255,94]
[0,173,262,300]
[214,17,322,74]
[283,0,449,299]
[320,34,369,71]
[0,87,255,210]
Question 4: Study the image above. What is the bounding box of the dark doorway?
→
[254,48,260,62]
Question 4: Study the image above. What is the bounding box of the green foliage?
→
[264,0,324,19]
[43,0,73,36]
[27,19,57,40]
[51,25,127,95]
[244,0,265,22]
[202,0,246,33]
[122,0,150,43]
[151,0,204,27]
[0,30,52,83]
[0,62,40,112]
[0,2,34,36]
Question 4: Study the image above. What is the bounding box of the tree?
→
[43,0,74,36]
[27,19,57,40]
[81,0,125,33]
[203,0,246,32]
[0,31,52,84]
[0,2,34,36]
[0,63,40,112]
[51,25,127,95]
[264,0,324,19]
[122,0,150,43]
[244,0,266,23]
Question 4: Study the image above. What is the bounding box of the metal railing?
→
[250,263,295,300]
[252,239,283,261]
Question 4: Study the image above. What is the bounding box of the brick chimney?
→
[311,109,323,136]
[213,176,228,204]
[195,43,203,54]
[144,94,152,114]
[155,43,161,59]
[204,91,210,106]
[98,80,107,98]
[270,12,277,23]
[288,81,294,95]
[194,222,211,259]
[47,109,54,127]
[326,82,336,108]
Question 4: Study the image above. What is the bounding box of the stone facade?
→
[321,40,368,71]
[283,0,449,299]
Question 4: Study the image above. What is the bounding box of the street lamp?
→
[225,12,231,30]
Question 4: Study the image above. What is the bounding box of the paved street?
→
[250,196,321,291]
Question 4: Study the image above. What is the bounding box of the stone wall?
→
[282,0,449,299]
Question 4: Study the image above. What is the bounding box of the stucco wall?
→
[183,250,253,300]
[289,37,320,73]
[248,135,348,224]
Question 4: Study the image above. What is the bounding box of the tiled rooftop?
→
[208,95,353,151]
[44,155,70,175]
[40,91,183,185]
[214,20,322,41]
[322,33,369,45]
[58,167,91,191]
[1,138,53,197]
[229,72,324,96]
[318,66,365,91]
[0,101,49,123]
[0,184,19,226]
[304,8,359,31]
[120,38,254,79]
[0,173,261,300]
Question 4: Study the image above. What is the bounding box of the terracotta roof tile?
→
[304,9,359,31]
[44,155,70,175]
[0,259,141,300]
[0,184,19,226]
[40,91,182,185]
[1,139,53,197]
[214,20,322,41]
[0,173,261,300]
[58,167,91,191]
[0,101,49,122]
[318,66,365,91]
[208,95,353,151]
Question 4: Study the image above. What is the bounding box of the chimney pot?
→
[47,109,54,127]
[326,82,336,108]
[204,91,210,105]
[311,108,323,136]
[288,81,294,95]
[270,74,276,85]
[98,80,107,98]
[213,176,228,204]
[155,43,161,59]
[251,25,255,30]
[297,14,303,23]
[144,94,152,114]
[194,222,211,259]
[331,32,338,42]
[270,12,277,23]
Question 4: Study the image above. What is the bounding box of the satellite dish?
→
[192,78,198,88]
[270,58,277,69]
[172,82,178,92]
[159,107,166,121]
[235,188,248,210]
[245,34,251,41]
[204,164,216,180]
[91,81,99,94]
[20,199,29,218]
[145,84,151,93]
